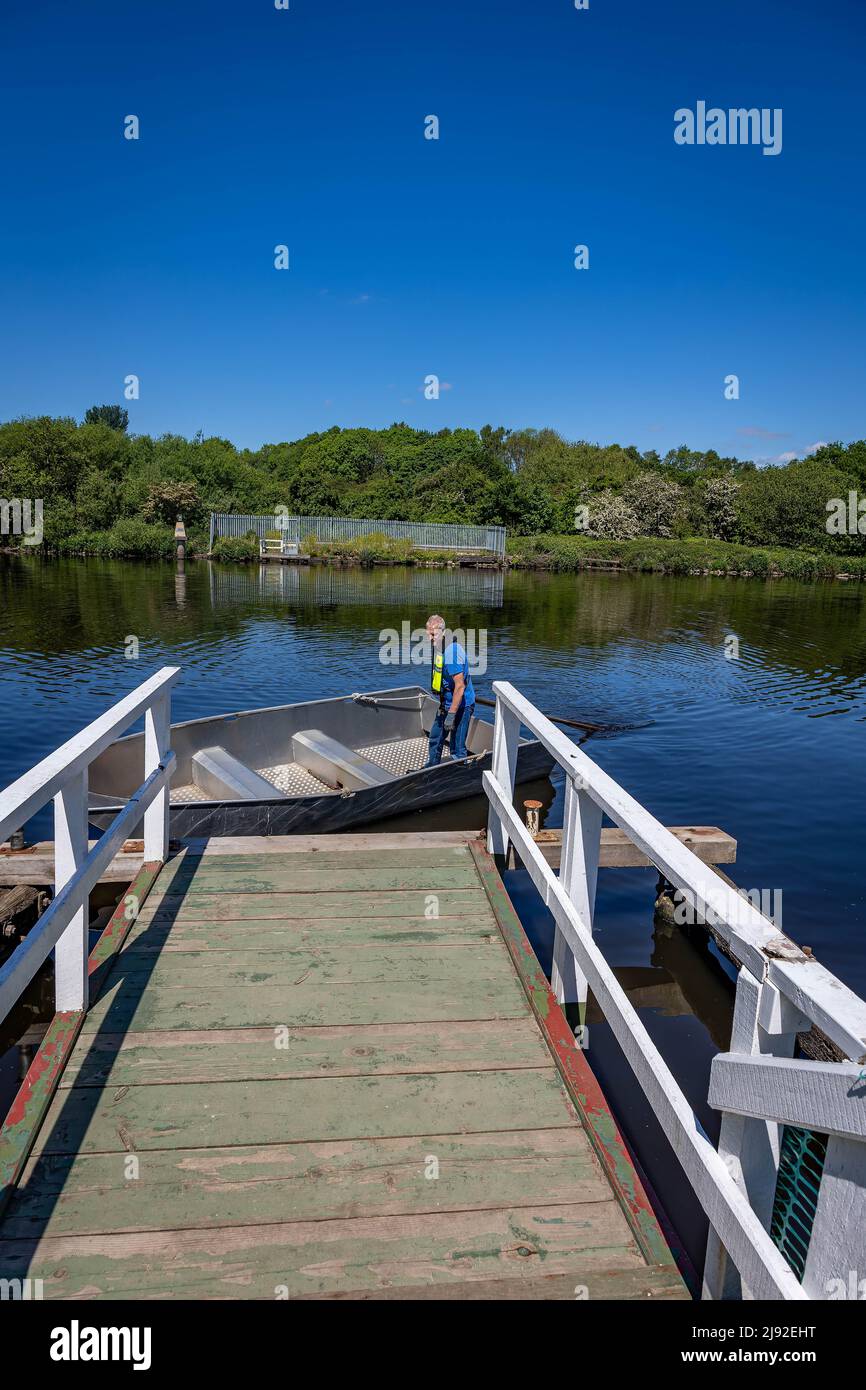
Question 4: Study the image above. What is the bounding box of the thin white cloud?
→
[738,426,790,440]
[770,441,829,463]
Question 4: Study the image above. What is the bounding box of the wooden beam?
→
[709,1052,866,1141]
[0,831,485,886]
[507,825,737,872]
[0,843,150,887]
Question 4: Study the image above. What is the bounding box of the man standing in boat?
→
[424,614,476,765]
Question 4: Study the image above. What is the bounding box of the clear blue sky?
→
[1,0,863,462]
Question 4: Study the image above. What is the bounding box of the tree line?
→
[1,408,865,557]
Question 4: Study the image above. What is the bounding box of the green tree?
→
[84,404,129,432]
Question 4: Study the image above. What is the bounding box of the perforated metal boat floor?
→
[170,735,434,803]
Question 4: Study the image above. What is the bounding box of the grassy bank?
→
[506,535,866,581]
[10,528,866,584]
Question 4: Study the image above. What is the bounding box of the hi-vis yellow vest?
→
[431,650,444,695]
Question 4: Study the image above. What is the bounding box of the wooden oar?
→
[472,695,646,737]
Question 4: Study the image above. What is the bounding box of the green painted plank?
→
[143,865,481,898]
[158,847,473,885]
[0,1201,646,1299]
[104,944,516,990]
[60,1020,549,1088]
[5,1129,603,1237]
[78,972,532,1031]
[121,917,499,952]
[133,889,490,922]
[29,1068,577,1156]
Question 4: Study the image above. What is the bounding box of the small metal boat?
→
[87,686,556,837]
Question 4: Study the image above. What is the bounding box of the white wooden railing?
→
[0,668,179,1022]
[485,681,866,1301]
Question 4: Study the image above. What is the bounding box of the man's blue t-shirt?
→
[441,641,475,706]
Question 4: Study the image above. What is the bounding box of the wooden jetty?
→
[0,832,684,1300]
[2,670,866,1301]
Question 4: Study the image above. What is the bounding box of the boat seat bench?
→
[292,729,393,790]
[191,747,284,802]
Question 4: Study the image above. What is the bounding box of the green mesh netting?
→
[769,1125,828,1280]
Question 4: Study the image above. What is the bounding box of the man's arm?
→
[449,672,465,713]
[443,672,465,729]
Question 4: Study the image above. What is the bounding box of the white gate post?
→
[53,771,89,1012]
[143,691,171,862]
[552,775,603,1009]
[487,695,520,860]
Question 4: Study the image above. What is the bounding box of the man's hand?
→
[443,710,456,732]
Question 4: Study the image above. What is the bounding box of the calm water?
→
[3,555,866,1275]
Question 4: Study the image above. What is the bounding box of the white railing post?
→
[144,690,171,862]
[486,690,521,859]
[703,968,810,1299]
[552,774,603,1008]
[53,770,89,1012]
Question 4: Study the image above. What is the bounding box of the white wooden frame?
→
[484,681,866,1301]
[0,668,179,1020]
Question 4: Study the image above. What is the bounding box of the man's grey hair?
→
[426,614,446,631]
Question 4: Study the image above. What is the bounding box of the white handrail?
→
[484,680,866,1301]
[0,667,179,1018]
[489,682,866,1059]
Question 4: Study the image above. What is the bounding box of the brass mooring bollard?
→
[523,799,542,839]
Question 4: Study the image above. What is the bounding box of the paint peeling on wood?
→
[0,860,162,1218]
[469,840,678,1273]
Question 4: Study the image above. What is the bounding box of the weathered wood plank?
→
[79,973,532,1031]
[0,1201,646,1299]
[506,825,737,871]
[0,834,482,887]
[157,846,474,885]
[134,889,491,922]
[147,864,482,895]
[29,1069,576,1157]
[122,917,500,952]
[58,1021,551,1088]
[182,832,481,854]
[0,844,144,887]
[105,943,515,990]
[5,1129,600,1237]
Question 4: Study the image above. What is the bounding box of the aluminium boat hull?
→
[87,685,556,838]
